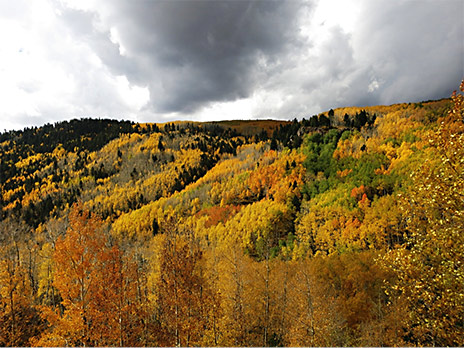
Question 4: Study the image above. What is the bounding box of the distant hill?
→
[205,119,289,136]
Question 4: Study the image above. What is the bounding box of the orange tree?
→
[35,203,127,346]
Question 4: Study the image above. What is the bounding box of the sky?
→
[0,0,462,131]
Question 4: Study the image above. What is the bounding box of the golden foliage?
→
[384,81,464,346]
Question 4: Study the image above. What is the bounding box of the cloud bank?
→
[0,0,462,130]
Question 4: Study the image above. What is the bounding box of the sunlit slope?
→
[1,94,463,346]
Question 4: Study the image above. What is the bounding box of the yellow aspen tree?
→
[157,229,214,347]
[0,220,42,346]
[0,246,42,346]
[217,245,250,346]
[385,82,464,346]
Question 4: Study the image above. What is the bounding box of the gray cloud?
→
[357,0,462,103]
[61,0,307,113]
[0,0,462,131]
[271,0,463,119]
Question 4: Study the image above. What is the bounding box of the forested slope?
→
[0,84,462,346]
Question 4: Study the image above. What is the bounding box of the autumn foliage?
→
[0,84,463,346]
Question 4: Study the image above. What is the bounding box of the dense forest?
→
[0,82,463,347]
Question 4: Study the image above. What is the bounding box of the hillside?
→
[0,87,463,347]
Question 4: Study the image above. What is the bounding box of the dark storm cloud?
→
[72,0,307,113]
[1,0,461,131]
[54,0,462,122]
